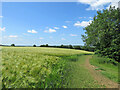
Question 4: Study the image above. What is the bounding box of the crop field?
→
[1,47,93,88]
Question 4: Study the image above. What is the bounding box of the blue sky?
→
[0,1,119,46]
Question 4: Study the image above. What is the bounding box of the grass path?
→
[67,55,118,88]
[67,55,102,88]
[85,56,118,88]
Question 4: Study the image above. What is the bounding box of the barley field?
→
[2,47,93,88]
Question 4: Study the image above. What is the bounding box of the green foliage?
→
[33,44,36,47]
[46,44,48,47]
[40,44,49,47]
[60,44,64,48]
[11,44,15,47]
[68,45,73,49]
[82,6,120,61]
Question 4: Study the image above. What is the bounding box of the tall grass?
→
[90,55,118,83]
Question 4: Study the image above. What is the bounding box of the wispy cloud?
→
[61,38,66,40]
[9,35,18,38]
[70,34,78,36]
[89,17,93,19]
[78,0,119,10]
[0,16,3,18]
[62,25,68,29]
[65,21,72,23]
[44,28,56,33]
[39,37,44,39]
[79,17,86,19]
[0,27,6,31]
[27,30,37,33]
[54,27,59,29]
[74,20,92,27]
[79,17,93,19]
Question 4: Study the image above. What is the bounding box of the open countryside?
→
[1,1,120,89]
[1,46,119,88]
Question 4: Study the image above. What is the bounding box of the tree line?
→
[10,44,95,52]
[82,6,120,62]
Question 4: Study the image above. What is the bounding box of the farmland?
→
[1,47,118,88]
[2,47,93,88]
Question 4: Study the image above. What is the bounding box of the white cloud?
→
[70,34,78,36]
[89,17,93,19]
[78,0,119,10]
[79,17,93,19]
[61,38,66,40]
[74,20,92,27]
[9,35,18,38]
[65,21,71,23]
[106,1,119,9]
[27,30,37,33]
[62,25,68,29]
[0,16,3,18]
[54,27,59,29]
[44,28,56,33]
[49,28,56,33]
[39,37,44,39]
[0,27,6,31]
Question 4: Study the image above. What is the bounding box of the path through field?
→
[85,56,118,88]
[67,55,118,88]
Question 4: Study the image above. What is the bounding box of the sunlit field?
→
[2,47,93,88]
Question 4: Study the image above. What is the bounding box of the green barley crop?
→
[2,47,93,88]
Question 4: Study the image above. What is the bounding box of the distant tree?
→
[33,44,36,47]
[60,44,64,48]
[74,46,81,50]
[40,45,45,47]
[46,44,48,47]
[11,44,15,47]
[69,45,73,49]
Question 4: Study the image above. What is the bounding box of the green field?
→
[1,47,118,88]
[2,47,93,88]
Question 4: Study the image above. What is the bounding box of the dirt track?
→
[85,56,118,88]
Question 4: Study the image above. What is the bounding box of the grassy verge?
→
[63,55,102,88]
[90,55,118,83]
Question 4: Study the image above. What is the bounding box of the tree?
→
[69,45,73,49]
[60,44,64,48]
[46,44,48,47]
[74,46,81,50]
[11,44,15,47]
[40,45,45,47]
[33,44,36,47]
[82,6,120,61]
